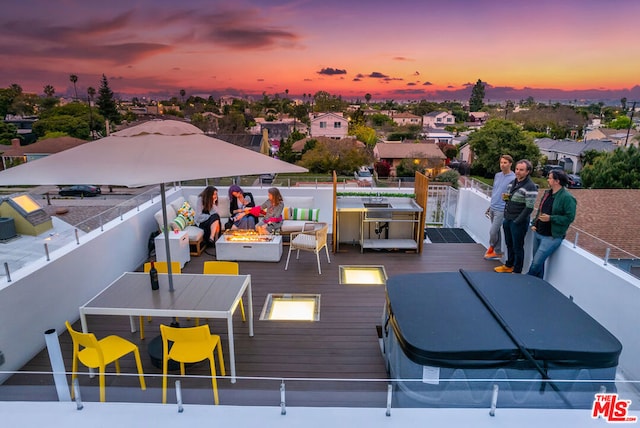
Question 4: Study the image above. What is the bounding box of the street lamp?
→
[87,87,96,139]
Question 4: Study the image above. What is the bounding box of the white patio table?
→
[79,272,253,383]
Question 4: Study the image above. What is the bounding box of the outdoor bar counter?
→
[335,196,422,252]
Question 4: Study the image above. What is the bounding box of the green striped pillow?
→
[171,213,188,230]
[291,208,319,222]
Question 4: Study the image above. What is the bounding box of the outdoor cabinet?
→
[154,230,190,268]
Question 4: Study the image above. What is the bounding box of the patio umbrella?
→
[0,120,307,289]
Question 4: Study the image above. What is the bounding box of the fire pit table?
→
[215,230,283,262]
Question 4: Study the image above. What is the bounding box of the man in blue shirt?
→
[485,154,515,260]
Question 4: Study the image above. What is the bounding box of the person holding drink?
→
[494,159,538,274]
[484,154,515,260]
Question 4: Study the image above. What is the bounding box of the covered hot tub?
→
[382,271,622,408]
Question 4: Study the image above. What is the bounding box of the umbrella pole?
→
[160,183,175,292]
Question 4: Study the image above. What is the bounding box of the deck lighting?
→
[260,293,320,321]
[339,265,387,285]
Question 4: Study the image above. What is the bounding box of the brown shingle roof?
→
[567,189,640,259]
[1,136,88,157]
[374,141,445,159]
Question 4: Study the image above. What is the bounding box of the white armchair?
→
[284,222,330,274]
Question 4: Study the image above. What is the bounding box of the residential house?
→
[373,140,446,177]
[309,112,348,139]
[468,112,489,124]
[389,112,422,127]
[535,138,617,173]
[254,116,308,141]
[583,127,638,147]
[1,136,88,170]
[420,128,454,144]
[199,112,224,135]
[3,115,37,144]
[422,111,455,128]
[458,142,474,164]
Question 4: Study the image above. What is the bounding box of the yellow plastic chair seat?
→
[66,321,146,402]
[202,261,245,322]
[161,324,225,405]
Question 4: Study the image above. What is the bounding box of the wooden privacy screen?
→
[332,170,338,253]
[414,171,429,254]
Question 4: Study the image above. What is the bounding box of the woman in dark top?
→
[196,185,221,244]
[228,184,256,230]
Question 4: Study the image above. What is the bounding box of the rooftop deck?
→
[3,240,499,407]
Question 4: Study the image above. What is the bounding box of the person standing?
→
[527,169,576,278]
[484,154,515,260]
[495,159,538,274]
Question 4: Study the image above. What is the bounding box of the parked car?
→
[354,168,374,185]
[259,173,275,184]
[542,164,564,176]
[58,185,101,197]
[567,174,582,189]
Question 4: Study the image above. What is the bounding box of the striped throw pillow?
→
[171,213,188,230]
[290,208,319,222]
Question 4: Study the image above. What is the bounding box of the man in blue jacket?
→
[495,159,538,274]
[527,169,577,278]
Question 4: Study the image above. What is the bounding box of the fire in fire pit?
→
[223,230,274,242]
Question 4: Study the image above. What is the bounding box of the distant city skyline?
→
[2,0,640,103]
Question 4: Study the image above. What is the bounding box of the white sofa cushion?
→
[154,204,177,231]
[184,225,204,241]
[281,220,313,233]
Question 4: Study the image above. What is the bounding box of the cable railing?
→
[2,179,638,281]
[459,177,639,277]
[2,369,636,412]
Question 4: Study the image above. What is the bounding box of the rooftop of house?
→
[374,141,446,159]
[535,138,617,155]
[0,136,88,157]
[569,189,640,258]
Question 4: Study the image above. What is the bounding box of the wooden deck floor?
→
[4,241,502,406]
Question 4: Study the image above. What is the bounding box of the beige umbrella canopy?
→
[0,120,307,290]
[0,120,306,187]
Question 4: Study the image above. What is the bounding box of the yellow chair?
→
[66,321,146,402]
[140,261,182,339]
[160,324,225,405]
[202,261,245,322]
[285,222,331,274]
[143,261,181,274]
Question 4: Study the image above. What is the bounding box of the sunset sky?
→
[2,0,639,102]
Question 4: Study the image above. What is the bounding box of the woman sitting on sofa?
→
[196,185,221,245]
[228,184,256,230]
[255,187,284,235]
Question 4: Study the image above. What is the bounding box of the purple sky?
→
[1,0,639,102]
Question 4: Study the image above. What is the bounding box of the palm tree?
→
[180,89,186,103]
[69,74,78,101]
[43,85,55,98]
